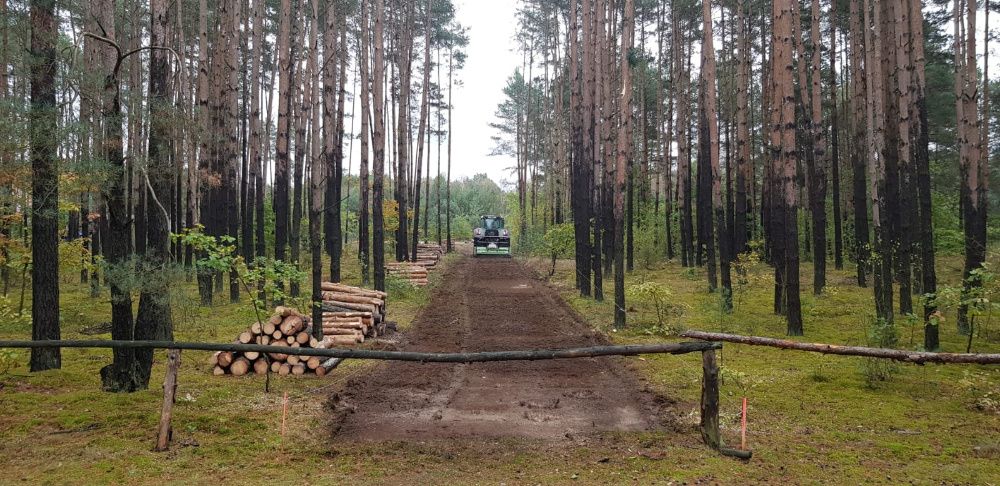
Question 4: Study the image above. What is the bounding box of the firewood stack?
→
[320,282,387,339]
[385,242,444,286]
[208,306,334,377]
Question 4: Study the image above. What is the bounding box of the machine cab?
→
[473,215,512,256]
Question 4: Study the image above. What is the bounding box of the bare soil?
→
[330,255,673,441]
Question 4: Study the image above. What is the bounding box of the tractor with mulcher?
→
[472,215,511,257]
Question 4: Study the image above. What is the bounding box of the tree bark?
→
[734,0,751,257]
[135,0,176,387]
[290,11,307,297]
[808,0,828,295]
[411,0,432,261]
[28,0,60,372]
[772,0,803,335]
[323,3,340,283]
[310,0,327,340]
[830,19,843,271]
[570,0,591,296]
[909,0,937,349]
[614,0,634,328]
[372,0,387,291]
[866,0,894,323]
[848,0,869,288]
[958,0,987,336]
[274,0,293,300]
[703,0,730,309]
[359,0,372,286]
[395,3,414,262]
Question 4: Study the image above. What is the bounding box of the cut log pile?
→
[321,282,387,340]
[385,242,444,286]
[208,306,334,377]
[210,283,391,377]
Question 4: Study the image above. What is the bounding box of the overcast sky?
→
[448,0,521,189]
[341,0,520,190]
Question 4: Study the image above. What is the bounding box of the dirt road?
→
[331,256,669,441]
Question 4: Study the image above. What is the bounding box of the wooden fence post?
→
[700,348,752,459]
[700,348,721,448]
[154,349,181,452]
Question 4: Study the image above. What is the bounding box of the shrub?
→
[860,315,899,388]
[625,280,684,335]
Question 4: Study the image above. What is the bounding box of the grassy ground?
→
[524,251,1000,484]
[0,247,998,484]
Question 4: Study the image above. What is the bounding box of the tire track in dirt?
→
[330,256,669,441]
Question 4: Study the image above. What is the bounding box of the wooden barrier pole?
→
[0,340,720,363]
[681,330,1000,364]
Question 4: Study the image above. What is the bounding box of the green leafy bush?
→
[860,316,899,388]
[625,280,684,335]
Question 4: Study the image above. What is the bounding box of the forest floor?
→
[331,256,668,441]
[0,248,998,484]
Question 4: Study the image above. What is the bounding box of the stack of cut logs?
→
[209,306,335,377]
[385,242,444,286]
[321,282,386,341]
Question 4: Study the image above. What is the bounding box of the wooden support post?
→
[154,349,181,452]
[700,348,721,448]
[700,348,753,459]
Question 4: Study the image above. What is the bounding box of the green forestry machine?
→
[473,215,512,257]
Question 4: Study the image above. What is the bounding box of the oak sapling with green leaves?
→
[173,226,307,318]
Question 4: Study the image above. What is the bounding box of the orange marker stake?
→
[281,391,289,439]
[740,397,748,451]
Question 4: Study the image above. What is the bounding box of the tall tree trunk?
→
[677,24,694,268]
[274,0,293,301]
[958,0,987,336]
[703,0,731,310]
[910,0,937,349]
[849,0,869,288]
[0,0,10,295]
[92,0,139,391]
[830,19,844,271]
[395,4,414,262]
[225,0,241,304]
[808,0,828,295]
[290,12,307,297]
[195,0,212,304]
[310,0,327,340]
[590,0,603,300]
[436,48,443,245]
[866,0,893,323]
[331,25,348,280]
[891,0,916,315]
[372,0,387,291]
[411,0,431,261]
[29,0,60,372]
[570,0,591,296]
[135,0,176,386]
[359,0,372,286]
[614,0,634,328]
[734,0,751,257]
[324,10,343,282]
[247,0,264,270]
[446,44,454,252]
[773,0,803,335]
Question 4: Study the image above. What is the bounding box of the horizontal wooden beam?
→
[0,340,720,363]
[681,331,1000,365]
